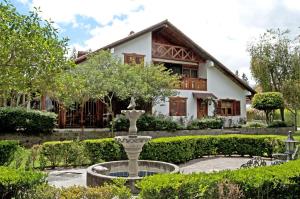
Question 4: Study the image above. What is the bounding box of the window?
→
[164,63,182,75]
[182,67,198,78]
[169,97,187,116]
[217,100,241,116]
[124,53,144,65]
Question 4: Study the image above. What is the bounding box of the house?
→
[55,20,255,128]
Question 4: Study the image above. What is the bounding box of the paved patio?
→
[47,156,265,188]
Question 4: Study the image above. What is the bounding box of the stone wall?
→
[0,127,293,147]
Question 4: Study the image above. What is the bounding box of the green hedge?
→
[138,159,300,199]
[0,166,45,198]
[40,135,285,167]
[113,114,181,132]
[187,117,224,130]
[0,140,19,165]
[0,107,57,134]
[268,120,288,128]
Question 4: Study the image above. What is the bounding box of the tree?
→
[248,29,300,121]
[0,1,72,108]
[53,50,180,131]
[242,73,248,83]
[235,70,239,77]
[252,92,284,124]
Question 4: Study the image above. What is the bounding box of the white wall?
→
[207,66,248,125]
[113,32,152,64]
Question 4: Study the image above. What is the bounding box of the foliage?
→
[112,114,181,132]
[242,121,267,128]
[248,29,300,121]
[246,108,265,121]
[0,166,45,199]
[186,117,224,130]
[39,140,89,168]
[0,107,57,133]
[0,140,19,165]
[26,179,131,199]
[267,120,288,128]
[0,1,72,108]
[274,109,300,127]
[84,138,126,164]
[138,159,300,199]
[252,92,284,124]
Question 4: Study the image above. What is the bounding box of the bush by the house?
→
[112,114,181,132]
[0,107,57,134]
[243,121,267,128]
[0,166,45,198]
[268,120,288,128]
[0,140,19,165]
[138,159,300,199]
[38,135,285,167]
[27,179,131,199]
[187,117,224,130]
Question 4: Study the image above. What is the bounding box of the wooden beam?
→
[152,58,198,66]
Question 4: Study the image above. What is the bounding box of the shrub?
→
[187,117,224,130]
[268,120,288,128]
[84,138,126,164]
[39,140,89,168]
[0,107,57,134]
[0,166,45,198]
[243,121,267,128]
[138,159,300,199]
[0,140,19,165]
[113,114,181,132]
[252,92,284,124]
[38,135,286,168]
[27,179,131,199]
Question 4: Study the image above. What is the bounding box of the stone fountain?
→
[86,97,179,193]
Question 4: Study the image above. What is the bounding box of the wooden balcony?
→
[177,78,207,91]
[152,42,197,63]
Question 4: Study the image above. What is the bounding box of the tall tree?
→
[0,1,72,108]
[248,29,299,121]
[242,73,248,83]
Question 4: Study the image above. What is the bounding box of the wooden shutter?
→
[235,100,241,115]
[169,97,187,116]
[217,100,222,115]
[232,100,236,116]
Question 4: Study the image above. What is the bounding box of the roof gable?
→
[75,20,255,94]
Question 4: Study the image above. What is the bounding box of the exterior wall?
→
[206,66,248,126]
[112,32,152,64]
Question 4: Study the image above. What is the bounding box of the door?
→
[197,99,208,119]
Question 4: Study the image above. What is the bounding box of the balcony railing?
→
[152,42,197,62]
[177,78,207,91]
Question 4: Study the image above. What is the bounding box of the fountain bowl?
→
[86,160,179,193]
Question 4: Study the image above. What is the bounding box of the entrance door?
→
[197,99,208,119]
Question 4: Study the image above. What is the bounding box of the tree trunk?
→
[80,103,85,134]
[295,109,298,132]
[280,108,285,121]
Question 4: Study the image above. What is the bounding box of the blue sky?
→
[6,0,300,84]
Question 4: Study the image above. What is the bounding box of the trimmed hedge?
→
[268,120,288,128]
[138,159,300,199]
[40,135,285,167]
[0,140,19,165]
[0,107,57,134]
[187,117,224,130]
[0,166,45,198]
[113,114,181,132]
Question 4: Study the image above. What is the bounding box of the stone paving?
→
[47,156,267,188]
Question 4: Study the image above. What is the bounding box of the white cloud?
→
[25,0,300,85]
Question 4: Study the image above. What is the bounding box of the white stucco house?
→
[74,20,255,128]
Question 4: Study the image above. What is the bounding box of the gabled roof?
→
[75,20,256,94]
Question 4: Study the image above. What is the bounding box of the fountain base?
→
[86,160,179,193]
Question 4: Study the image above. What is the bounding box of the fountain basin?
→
[86,160,179,193]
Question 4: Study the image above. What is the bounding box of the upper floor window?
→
[169,97,187,116]
[124,53,145,65]
[182,67,198,78]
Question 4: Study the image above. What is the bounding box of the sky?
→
[8,0,300,85]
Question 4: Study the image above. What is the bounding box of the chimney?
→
[129,31,135,35]
[77,51,88,58]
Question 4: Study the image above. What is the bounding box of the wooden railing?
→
[178,78,207,91]
[152,42,197,62]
